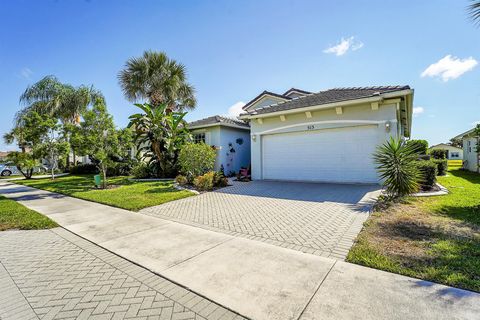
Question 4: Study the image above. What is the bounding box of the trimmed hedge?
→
[69,163,98,174]
[406,139,428,155]
[433,159,448,176]
[430,149,447,160]
[415,160,437,190]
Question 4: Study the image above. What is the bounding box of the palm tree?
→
[118,51,196,110]
[18,76,104,124]
[17,76,104,166]
[468,1,480,25]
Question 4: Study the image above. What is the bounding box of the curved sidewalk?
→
[0,181,479,320]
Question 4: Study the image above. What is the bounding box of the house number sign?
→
[307,125,315,130]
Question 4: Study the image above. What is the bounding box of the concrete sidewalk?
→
[1,181,479,320]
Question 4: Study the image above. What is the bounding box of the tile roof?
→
[242,86,411,116]
[188,115,250,128]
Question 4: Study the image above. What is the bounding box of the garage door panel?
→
[262,126,380,183]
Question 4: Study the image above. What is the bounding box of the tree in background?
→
[17,75,104,167]
[468,1,480,25]
[449,137,463,148]
[128,103,190,177]
[118,50,196,110]
[75,102,120,188]
[3,111,63,179]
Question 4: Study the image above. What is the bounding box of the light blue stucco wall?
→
[248,102,400,180]
[192,126,251,174]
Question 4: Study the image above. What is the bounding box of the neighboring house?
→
[188,116,251,175]
[239,86,414,184]
[452,129,479,172]
[428,143,463,160]
[0,151,11,162]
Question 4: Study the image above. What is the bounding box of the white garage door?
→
[262,125,381,183]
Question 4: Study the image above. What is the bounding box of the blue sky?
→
[1,0,479,150]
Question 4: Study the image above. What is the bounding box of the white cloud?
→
[421,55,478,81]
[226,101,246,117]
[323,36,364,56]
[413,107,424,117]
[17,67,33,80]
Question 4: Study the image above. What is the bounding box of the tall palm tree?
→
[118,50,196,110]
[18,76,104,124]
[468,1,480,25]
[17,76,104,166]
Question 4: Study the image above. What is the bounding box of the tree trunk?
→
[102,163,107,189]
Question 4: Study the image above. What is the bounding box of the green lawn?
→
[348,168,480,292]
[14,175,194,211]
[0,195,57,231]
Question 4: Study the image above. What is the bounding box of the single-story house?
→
[188,116,251,175]
[452,129,479,172]
[428,143,463,160]
[239,86,414,184]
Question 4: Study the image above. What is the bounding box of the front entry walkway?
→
[141,181,381,259]
[1,181,479,320]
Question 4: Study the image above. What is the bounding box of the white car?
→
[0,164,20,176]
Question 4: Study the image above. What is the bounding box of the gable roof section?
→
[242,86,411,116]
[242,90,291,111]
[188,115,250,130]
[453,128,476,140]
[283,88,312,97]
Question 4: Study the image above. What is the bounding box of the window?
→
[451,152,459,158]
[193,133,206,144]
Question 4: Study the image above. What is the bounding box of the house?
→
[188,116,251,175]
[452,129,478,172]
[0,151,11,162]
[239,86,414,184]
[428,143,463,160]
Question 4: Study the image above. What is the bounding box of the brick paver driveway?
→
[141,181,381,259]
[0,229,245,320]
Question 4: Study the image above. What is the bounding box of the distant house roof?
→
[453,128,476,140]
[0,151,11,158]
[241,86,411,116]
[188,115,250,130]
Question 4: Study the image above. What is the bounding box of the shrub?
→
[415,160,437,190]
[430,149,447,159]
[175,175,188,186]
[406,139,428,155]
[193,171,215,191]
[179,143,216,182]
[69,163,98,174]
[106,161,135,177]
[131,162,152,179]
[213,171,229,188]
[373,138,419,198]
[433,159,448,176]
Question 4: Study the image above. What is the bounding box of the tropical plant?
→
[178,143,216,182]
[373,138,420,198]
[74,102,120,188]
[405,139,428,155]
[118,50,196,110]
[17,76,104,166]
[128,103,191,177]
[193,171,215,191]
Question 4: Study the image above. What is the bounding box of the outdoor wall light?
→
[385,121,391,132]
[252,135,257,141]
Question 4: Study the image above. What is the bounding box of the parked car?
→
[0,163,21,176]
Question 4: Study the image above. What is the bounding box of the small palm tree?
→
[118,50,196,110]
[373,138,420,198]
